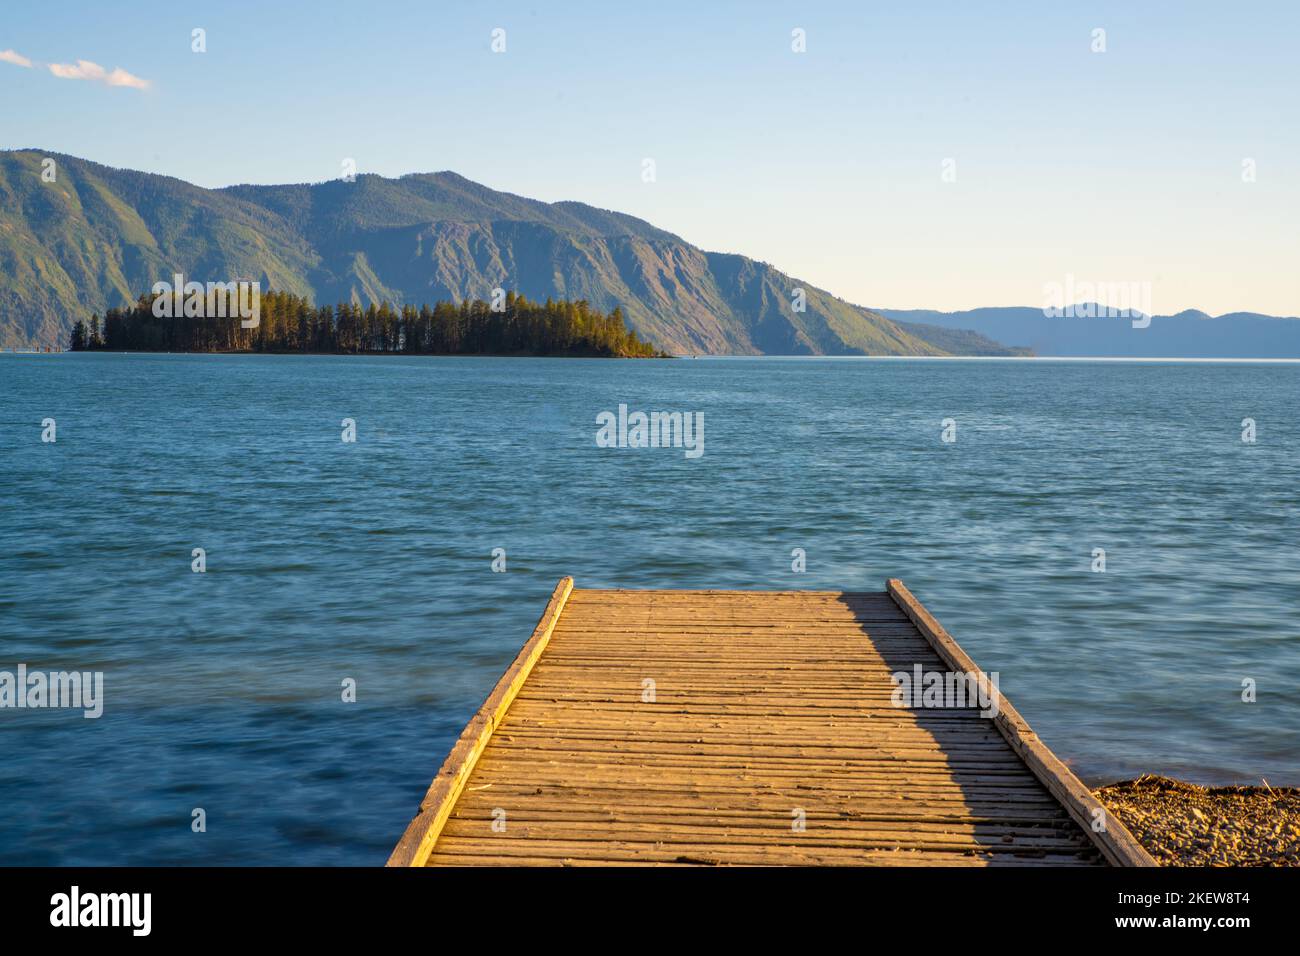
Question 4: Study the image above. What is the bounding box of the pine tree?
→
[73,289,665,357]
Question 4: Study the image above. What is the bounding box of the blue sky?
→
[2,0,1297,315]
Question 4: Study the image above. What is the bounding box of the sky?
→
[2,0,1297,316]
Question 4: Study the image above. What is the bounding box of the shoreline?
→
[1094,775,1299,866]
[13,348,671,359]
[9,349,1300,363]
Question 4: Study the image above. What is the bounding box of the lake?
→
[2,353,1297,864]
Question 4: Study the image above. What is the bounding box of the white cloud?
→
[48,58,150,90]
[0,48,34,68]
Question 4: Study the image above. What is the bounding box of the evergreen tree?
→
[73,290,665,357]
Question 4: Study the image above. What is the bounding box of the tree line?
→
[69,290,665,357]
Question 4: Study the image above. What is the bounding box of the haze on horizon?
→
[2,0,1296,317]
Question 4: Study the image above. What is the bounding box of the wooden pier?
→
[389,579,1154,867]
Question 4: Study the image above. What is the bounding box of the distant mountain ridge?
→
[877,307,1300,358]
[0,149,1016,356]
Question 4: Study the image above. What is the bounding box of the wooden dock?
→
[389,579,1154,867]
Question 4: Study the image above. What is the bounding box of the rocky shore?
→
[1094,774,1300,866]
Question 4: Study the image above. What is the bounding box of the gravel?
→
[1094,774,1300,867]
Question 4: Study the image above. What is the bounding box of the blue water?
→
[2,353,1297,865]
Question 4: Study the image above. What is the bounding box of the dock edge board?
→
[885,578,1156,867]
[386,576,574,867]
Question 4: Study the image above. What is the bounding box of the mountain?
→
[878,307,1300,359]
[0,149,1018,356]
[886,321,1033,357]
